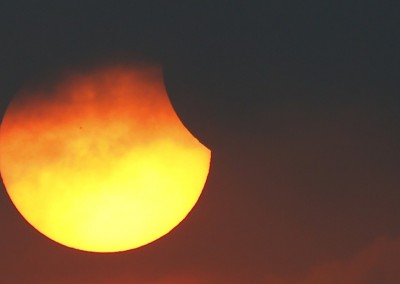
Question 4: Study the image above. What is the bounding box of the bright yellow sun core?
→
[0,64,211,252]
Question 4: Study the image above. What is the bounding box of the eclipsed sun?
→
[0,64,211,252]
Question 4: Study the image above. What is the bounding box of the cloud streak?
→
[264,236,400,284]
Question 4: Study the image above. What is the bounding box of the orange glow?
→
[0,64,211,252]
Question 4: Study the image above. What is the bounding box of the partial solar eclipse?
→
[0,64,211,252]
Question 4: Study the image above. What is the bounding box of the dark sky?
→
[1,1,399,283]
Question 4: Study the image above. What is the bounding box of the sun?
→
[0,64,211,252]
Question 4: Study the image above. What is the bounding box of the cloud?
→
[45,271,229,284]
[264,236,400,284]
[38,236,400,284]
[152,272,215,284]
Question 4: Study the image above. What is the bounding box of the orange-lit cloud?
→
[51,235,398,284]
[37,234,399,283]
